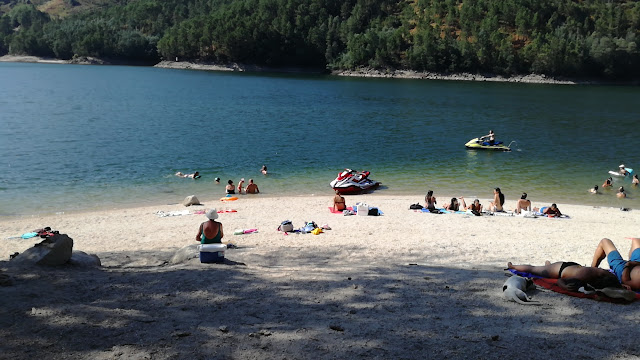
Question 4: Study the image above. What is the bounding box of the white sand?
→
[1,194,639,359]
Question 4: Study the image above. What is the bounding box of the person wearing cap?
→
[196,209,224,244]
[617,186,627,198]
[619,165,629,176]
[237,178,245,194]
[245,179,260,194]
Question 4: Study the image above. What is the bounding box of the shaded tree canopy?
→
[1,0,639,79]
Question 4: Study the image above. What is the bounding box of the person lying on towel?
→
[507,261,623,292]
[592,238,640,291]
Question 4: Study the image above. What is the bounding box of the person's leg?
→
[591,238,619,267]
[628,238,640,260]
[507,261,563,278]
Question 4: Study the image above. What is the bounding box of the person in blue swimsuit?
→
[196,209,224,244]
[507,260,623,291]
[591,238,640,291]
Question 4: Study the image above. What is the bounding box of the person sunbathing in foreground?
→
[507,261,623,291]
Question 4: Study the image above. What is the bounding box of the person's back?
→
[333,190,346,211]
[246,179,259,194]
[424,190,436,210]
[197,209,224,244]
[515,193,531,214]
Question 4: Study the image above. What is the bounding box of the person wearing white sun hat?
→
[195,209,224,244]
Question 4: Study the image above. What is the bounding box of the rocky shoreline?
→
[1,55,625,85]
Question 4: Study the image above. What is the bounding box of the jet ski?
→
[330,169,381,195]
[465,137,512,151]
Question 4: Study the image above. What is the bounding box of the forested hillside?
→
[1,0,639,79]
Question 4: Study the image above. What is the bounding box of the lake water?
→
[1,62,639,216]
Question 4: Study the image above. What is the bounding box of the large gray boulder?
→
[11,234,74,266]
[68,250,101,268]
[183,195,200,207]
[170,244,199,264]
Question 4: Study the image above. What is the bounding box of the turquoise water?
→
[1,62,639,215]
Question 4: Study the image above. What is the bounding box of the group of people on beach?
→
[509,237,640,292]
[223,178,260,194]
[176,165,268,195]
[592,164,638,198]
[422,188,563,217]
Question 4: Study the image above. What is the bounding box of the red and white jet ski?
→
[330,169,381,195]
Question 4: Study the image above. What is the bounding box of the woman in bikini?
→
[424,190,437,210]
[443,197,460,211]
[461,197,482,213]
[196,209,224,244]
[333,190,346,211]
[225,180,235,194]
[490,187,505,212]
[507,261,622,291]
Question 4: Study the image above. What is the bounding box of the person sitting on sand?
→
[633,174,639,187]
[333,190,346,211]
[515,193,531,214]
[261,164,268,175]
[196,209,224,244]
[543,203,562,217]
[225,180,235,194]
[245,179,260,194]
[591,237,640,291]
[461,197,482,213]
[424,190,437,210]
[617,186,627,198]
[443,197,460,211]
[589,185,599,194]
[603,177,613,188]
[507,261,624,292]
[237,178,245,194]
[489,187,505,212]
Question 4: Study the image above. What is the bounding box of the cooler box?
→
[199,244,227,263]
[356,203,369,216]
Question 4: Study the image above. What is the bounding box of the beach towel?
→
[155,210,191,217]
[507,269,640,303]
[329,206,352,214]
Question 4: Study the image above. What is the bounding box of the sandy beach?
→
[1,193,639,359]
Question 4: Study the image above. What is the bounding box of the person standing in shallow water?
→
[261,165,268,175]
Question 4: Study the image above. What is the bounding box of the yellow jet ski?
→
[465,137,512,151]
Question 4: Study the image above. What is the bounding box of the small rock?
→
[219,326,229,333]
[491,335,500,341]
[329,325,344,332]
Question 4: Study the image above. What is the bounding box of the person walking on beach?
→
[245,179,260,194]
[490,187,504,212]
[196,209,224,244]
[507,261,624,292]
[424,190,437,210]
[225,180,235,194]
[591,237,640,291]
[515,193,531,214]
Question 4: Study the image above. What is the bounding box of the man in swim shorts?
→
[591,238,640,291]
[507,260,623,291]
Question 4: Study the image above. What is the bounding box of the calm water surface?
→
[1,62,639,215]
